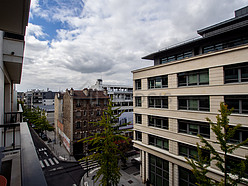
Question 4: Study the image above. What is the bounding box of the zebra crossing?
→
[79,159,99,171]
[39,157,59,168]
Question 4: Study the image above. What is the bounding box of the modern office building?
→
[132,6,248,185]
[0,0,47,185]
[91,79,134,138]
[54,88,109,157]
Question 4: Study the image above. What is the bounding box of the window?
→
[178,69,209,86]
[84,111,87,116]
[149,135,169,150]
[226,155,248,178]
[83,121,87,127]
[96,110,101,116]
[178,96,209,111]
[179,166,197,186]
[148,116,168,129]
[148,75,168,89]
[160,51,192,64]
[76,111,81,118]
[76,122,81,129]
[225,95,248,114]
[224,62,248,83]
[228,126,248,146]
[135,131,142,141]
[178,119,210,138]
[135,79,141,90]
[76,100,81,107]
[179,143,210,161]
[148,96,168,108]
[135,114,142,124]
[135,97,142,107]
[149,154,169,186]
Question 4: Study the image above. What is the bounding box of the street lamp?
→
[86,151,89,177]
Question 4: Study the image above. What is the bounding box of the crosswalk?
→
[39,157,59,168]
[79,159,99,171]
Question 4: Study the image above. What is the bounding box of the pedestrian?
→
[59,141,61,146]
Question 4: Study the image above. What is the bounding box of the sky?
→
[16,0,248,92]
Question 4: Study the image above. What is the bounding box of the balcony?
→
[0,108,47,186]
[3,34,25,84]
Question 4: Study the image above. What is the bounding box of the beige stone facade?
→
[132,7,248,186]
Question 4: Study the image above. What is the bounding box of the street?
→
[29,127,85,186]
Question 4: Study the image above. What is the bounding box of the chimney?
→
[70,88,74,96]
[83,88,89,96]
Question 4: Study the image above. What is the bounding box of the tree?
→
[186,102,248,185]
[79,99,130,186]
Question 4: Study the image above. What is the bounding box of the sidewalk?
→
[81,155,145,186]
[45,131,76,162]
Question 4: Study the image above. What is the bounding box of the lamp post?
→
[86,152,89,177]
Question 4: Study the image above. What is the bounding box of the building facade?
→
[54,88,109,157]
[133,6,248,185]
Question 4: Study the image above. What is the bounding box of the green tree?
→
[186,102,248,186]
[79,99,130,186]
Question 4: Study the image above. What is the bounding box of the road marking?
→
[40,160,45,168]
[44,159,50,167]
[53,157,59,164]
[44,152,48,156]
[48,158,55,165]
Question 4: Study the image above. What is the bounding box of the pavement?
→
[45,131,77,162]
[81,155,145,186]
[44,130,144,186]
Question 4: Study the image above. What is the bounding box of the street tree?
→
[186,102,248,185]
[79,98,130,186]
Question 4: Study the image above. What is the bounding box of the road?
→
[29,127,85,186]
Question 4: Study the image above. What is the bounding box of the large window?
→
[178,119,210,138]
[135,79,141,90]
[135,114,142,124]
[226,155,248,179]
[148,75,168,89]
[225,95,248,114]
[148,115,168,129]
[228,126,248,146]
[148,96,168,108]
[179,166,197,186]
[135,131,142,141]
[149,135,169,150]
[179,143,210,161]
[135,97,142,107]
[160,51,193,64]
[224,62,248,83]
[178,69,209,86]
[203,37,248,54]
[178,96,209,111]
[149,154,169,186]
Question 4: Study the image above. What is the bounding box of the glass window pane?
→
[200,125,210,138]
[163,140,169,150]
[150,155,156,165]
[156,167,162,176]
[179,145,187,156]
[179,122,187,133]
[225,68,238,83]
[199,72,209,84]
[225,98,239,113]
[156,175,162,186]
[189,148,198,159]
[189,124,198,135]
[162,76,168,87]
[241,67,248,82]
[189,99,198,110]
[155,77,162,88]
[188,74,197,85]
[156,139,162,148]
[179,98,187,109]
[150,172,155,185]
[242,99,248,114]
[178,75,187,86]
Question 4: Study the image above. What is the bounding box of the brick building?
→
[54,88,109,157]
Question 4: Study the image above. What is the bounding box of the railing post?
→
[13,126,15,149]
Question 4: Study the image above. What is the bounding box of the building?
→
[34,105,55,125]
[91,79,134,138]
[23,89,58,108]
[132,6,248,185]
[0,0,47,185]
[54,88,109,157]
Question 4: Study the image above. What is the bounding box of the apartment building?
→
[54,88,109,157]
[133,6,248,185]
[0,0,47,185]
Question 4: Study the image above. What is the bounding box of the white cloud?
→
[17,0,248,92]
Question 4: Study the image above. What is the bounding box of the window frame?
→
[224,62,248,84]
[225,95,248,114]
[135,79,142,90]
[135,131,142,141]
[178,96,210,111]
[135,114,142,124]
[148,135,169,151]
[148,96,168,109]
[148,75,168,89]
[148,115,168,130]
[135,97,142,107]
[178,69,209,87]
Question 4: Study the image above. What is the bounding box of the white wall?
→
[0,31,4,125]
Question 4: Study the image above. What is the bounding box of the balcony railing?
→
[0,106,47,186]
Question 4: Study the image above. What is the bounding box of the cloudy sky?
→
[16,0,248,92]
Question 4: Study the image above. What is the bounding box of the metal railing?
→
[0,123,20,151]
